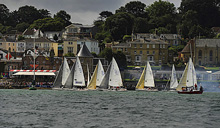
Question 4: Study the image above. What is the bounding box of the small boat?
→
[176,58,203,94]
[99,57,125,91]
[64,56,86,90]
[136,61,158,91]
[164,64,178,91]
[52,57,70,90]
[87,60,105,90]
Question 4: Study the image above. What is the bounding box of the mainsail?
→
[144,61,155,88]
[53,57,70,88]
[136,66,146,89]
[99,62,112,89]
[96,60,105,87]
[53,63,63,88]
[62,58,70,85]
[109,57,123,87]
[73,57,85,87]
[176,58,197,91]
[87,65,98,90]
[170,64,178,89]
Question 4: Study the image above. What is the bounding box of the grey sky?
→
[1,0,181,25]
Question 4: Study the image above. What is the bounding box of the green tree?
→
[0,4,10,25]
[99,11,113,20]
[133,17,150,33]
[30,17,65,31]
[16,22,29,32]
[105,12,134,41]
[116,1,147,18]
[54,10,71,26]
[146,0,177,33]
[17,5,42,24]
[98,48,113,63]
[179,0,220,28]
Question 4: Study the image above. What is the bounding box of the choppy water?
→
[0,90,220,128]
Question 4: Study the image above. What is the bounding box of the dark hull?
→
[178,90,203,94]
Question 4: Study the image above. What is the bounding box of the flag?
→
[30,64,39,68]
[5,53,12,60]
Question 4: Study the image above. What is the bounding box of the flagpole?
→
[33,37,35,85]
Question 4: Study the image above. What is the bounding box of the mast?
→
[33,36,36,86]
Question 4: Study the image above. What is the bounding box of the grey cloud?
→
[1,0,181,25]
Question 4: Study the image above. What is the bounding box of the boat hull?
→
[178,90,203,94]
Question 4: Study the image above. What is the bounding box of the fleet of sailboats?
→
[51,54,202,94]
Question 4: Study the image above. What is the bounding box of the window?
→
[121,48,123,51]
[125,48,127,52]
[160,45,162,48]
[198,50,202,57]
[210,50,213,61]
[153,51,155,55]
[134,44,137,48]
[147,44,149,48]
[163,45,165,48]
[67,47,73,53]
[134,51,136,54]
[140,44,143,48]
[8,43,10,46]
[0,43,2,45]
[140,51,142,54]
[152,44,155,48]
[147,51,149,54]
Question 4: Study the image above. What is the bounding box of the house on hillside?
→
[62,23,96,39]
[23,29,43,38]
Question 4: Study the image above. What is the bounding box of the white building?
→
[77,38,100,55]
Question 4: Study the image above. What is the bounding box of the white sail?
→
[176,57,197,91]
[99,62,112,89]
[109,57,123,87]
[144,61,155,87]
[96,60,105,87]
[61,57,70,85]
[170,64,178,89]
[53,63,63,88]
[73,57,85,87]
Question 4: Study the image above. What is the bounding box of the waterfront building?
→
[112,39,168,66]
[181,39,220,66]
[63,37,78,56]
[24,37,58,57]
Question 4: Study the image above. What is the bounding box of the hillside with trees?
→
[1,0,220,41]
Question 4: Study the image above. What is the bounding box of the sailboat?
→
[52,57,70,90]
[87,60,105,90]
[176,58,203,94]
[136,61,157,91]
[99,57,124,91]
[64,56,85,90]
[166,64,178,91]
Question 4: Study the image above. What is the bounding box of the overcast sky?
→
[1,0,181,25]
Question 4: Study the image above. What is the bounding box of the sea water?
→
[0,90,220,128]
